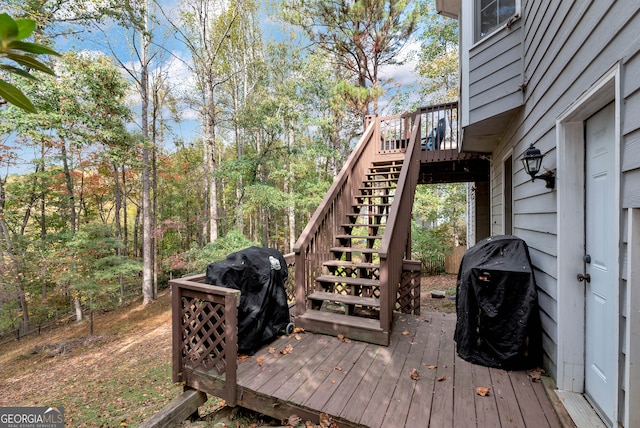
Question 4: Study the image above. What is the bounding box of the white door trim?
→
[555,63,621,419]
[626,208,640,428]
[501,149,514,235]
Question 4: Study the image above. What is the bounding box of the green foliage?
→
[58,224,141,309]
[416,3,459,104]
[0,13,59,112]
[180,230,259,275]
[281,0,420,116]
[412,184,467,271]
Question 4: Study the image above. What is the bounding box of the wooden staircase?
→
[296,159,403,344]
[294,104,460,346]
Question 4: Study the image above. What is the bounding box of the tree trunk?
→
[113,163,125,304]
[152,84,159,300]
[286,129,296,252]
[207,77,218,243]
[0,176,30,332]
[75,297,83,322]
[141,0,154,305]
[60,140,77,233]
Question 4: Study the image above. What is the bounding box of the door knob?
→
[577,273,591,283]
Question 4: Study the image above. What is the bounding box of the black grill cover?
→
[454,236,542,370]
[205,246,290,354]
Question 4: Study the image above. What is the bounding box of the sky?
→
[3,0,423,176]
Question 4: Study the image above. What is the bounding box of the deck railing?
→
[293,103,459,336]
[293,120,379,316]
[378,112,423,332]
[170,274,240,406]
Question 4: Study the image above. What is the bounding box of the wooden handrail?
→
[292,121,376,254]
[378,112,423,332]
[293,121,378,316]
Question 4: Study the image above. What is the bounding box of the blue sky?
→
[3,1,423,175]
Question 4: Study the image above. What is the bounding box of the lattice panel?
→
[284,264,295,304]
[397,269,421,315]
[181,296,227,374]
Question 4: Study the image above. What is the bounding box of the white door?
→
[584,102,617,425]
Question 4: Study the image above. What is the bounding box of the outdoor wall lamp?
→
[521,144,555,189]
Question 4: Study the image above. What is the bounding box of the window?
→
[477,0,517,40]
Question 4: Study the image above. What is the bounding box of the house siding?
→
[454,0,640,422]
[474,1,640,425]
[467,17,524,126]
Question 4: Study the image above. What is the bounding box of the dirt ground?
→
[420,273,458,313]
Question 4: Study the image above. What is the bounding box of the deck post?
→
[171,282,183,383]
[224,292,239,406]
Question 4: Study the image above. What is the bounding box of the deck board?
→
[358,320,415,427]
[429,316,456,427]
[405,314,441,426]
[473,365,502,427]
[379,315,432,427]
[338,322,408,424]
[196,312,563,427]
[491,368,526,427]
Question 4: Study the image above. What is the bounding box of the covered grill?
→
[454,235,542,370]
[205,246,293,355]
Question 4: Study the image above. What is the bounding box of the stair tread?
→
[335,234,383,240]
[316,275,379,287]
[341,223,386,228]
[323,260,380,269]
[331,246,380,254]
[308,292,380,307]
[347,212,387,217]
[353,203,392,207]
[359,185,396,190]
[296,310,382,331]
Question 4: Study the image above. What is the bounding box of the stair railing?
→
[378,112,422,334]
[293,119,379,316]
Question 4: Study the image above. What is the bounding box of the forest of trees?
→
[0,0,459,337]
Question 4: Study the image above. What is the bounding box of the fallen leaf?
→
[334,366,343,371]
[437,376,447,382]
[319,412,336,428]
[410,368,420,380]
[256,356,265,362]
[528,367,545,382]
[402,329,410,335]
[331,379,336,384]
[476,386,490,396]
[280,343,294,354]
[268,347,277,354]
[285,414,302,427]
[294,327,305,333]
[427,365,437,369]
[337,334,351,343]
[295,334,302,340]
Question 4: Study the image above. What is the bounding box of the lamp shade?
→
[522,144,543,179]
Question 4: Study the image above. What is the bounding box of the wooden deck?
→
[194,312,562,427]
